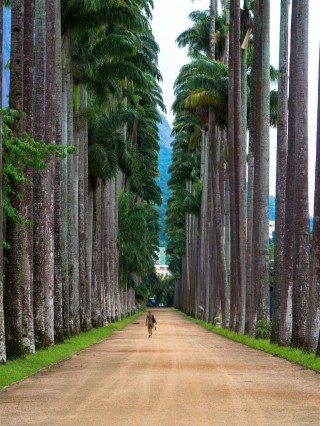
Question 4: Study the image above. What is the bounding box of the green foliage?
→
[2,108,73,224]
[148,274,174,306]
[255,319,272,339]
[118,191,160,287]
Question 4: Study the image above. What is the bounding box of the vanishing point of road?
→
[0,309,319,426]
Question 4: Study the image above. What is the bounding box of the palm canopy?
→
[176,9,228,60]
[173,58,229,129]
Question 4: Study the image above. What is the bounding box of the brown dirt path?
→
[0,309,319,426]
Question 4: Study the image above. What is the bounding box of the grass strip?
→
[175,310,320,372]
[0,311,144,391]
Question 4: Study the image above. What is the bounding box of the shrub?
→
[255,318,272,339]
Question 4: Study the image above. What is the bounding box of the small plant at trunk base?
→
[255,319,272,339]
[214,316,222,326]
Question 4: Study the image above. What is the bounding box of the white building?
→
[155,264,170,277]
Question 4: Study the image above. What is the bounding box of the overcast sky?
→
[151,0,320,214]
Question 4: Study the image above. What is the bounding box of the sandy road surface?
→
[0,309,319,426]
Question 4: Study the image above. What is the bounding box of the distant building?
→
[155,264,170,277]
[269,221,275,240]
[155,247,170,277]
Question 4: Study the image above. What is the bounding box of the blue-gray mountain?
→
[2,7,10,107]
[157,113,173,245]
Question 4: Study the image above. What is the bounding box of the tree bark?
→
[304,49,320,353]
[290,0,310,349]
[0,0,6,363]
[91,179,103,327]
[54,0,65,343]
[21,0,35,354]
[68,79,80,334]
[33,0,56,348]
[4,0,26,358]
[271,0,289,344]
[228,2,237,330]
[60,28,70,339]
[79,85,91,331]
[251,0,270,326]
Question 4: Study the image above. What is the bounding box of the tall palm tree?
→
[290,0,310,349]
[251,0,270,327]
[54,0,66,343]
[232,0,246,333]
[0,0,6,364]
[20,0,35,354]
[4,0,26,358]
[304,50,320,353]
[280,0,310,348]
[271,0,289,344]
[33,0,55,348]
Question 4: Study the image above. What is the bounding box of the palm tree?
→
[231,0,246,333]
[280,0,310,348]
[0,0,6,364]
[33,0,56,348]
[290,0,310,349]
[250,0,270,328]
[303,50,320,353]
[271,0,289,344]
[4,0,26,358]
[54,0,66,343]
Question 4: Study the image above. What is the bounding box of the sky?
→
[150,0,320,215]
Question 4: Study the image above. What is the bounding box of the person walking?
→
[146,310,156,338]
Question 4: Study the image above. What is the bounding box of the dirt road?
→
[0,309,319,426]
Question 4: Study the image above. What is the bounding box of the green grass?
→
[0,311,144,391]
[176,310,320,372]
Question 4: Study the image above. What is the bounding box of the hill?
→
[2,7,10,107]
[157,114,173,245]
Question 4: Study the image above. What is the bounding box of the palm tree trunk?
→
[68,83,80,335]
[61,28,70,339]
[0,0,6,363]
[91,178,103,327]
[100,183,106,324]
[87,178,94,320]
[54,0,65,343]
[196,127,208,317]
[290,0,310,349]
[304,49,320,353]
[104,180,113,322]
[271,0,289,344]
[245,134,256,335]
[4,0,26,358]
[21,0,35,353]
[33,0,56,349]
[228,1,237,330]
[234,0,246,333]
[78,85,91,331]
[251,0,270,326]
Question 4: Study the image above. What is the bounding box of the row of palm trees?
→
[0,0,164,362]
[166,0,320,355]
